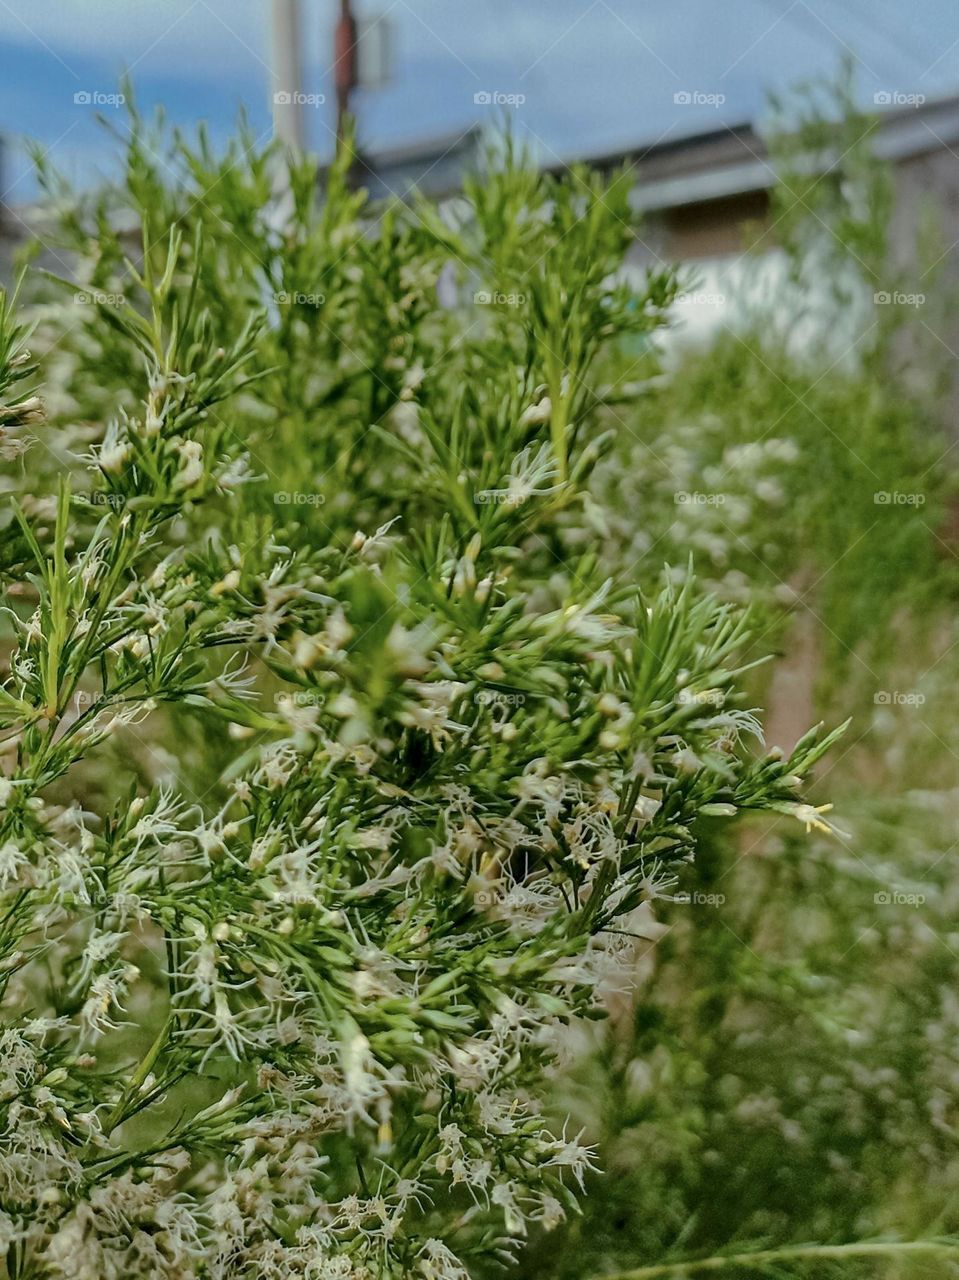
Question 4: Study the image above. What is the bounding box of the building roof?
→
[543,92,959,214]
[352,124,482,201]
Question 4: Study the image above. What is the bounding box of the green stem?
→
[594,1239,959,1278]
[548,377,569,483]
[102,1010,174,1136]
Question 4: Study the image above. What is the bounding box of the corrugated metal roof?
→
[586,94,959,213]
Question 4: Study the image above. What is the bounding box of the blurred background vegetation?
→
[528,75,959,1280]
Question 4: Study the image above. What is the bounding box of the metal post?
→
[271,0,304,150]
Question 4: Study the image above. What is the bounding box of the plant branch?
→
[593,1239,959,1278]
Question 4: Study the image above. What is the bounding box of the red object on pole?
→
[334,0,358,143]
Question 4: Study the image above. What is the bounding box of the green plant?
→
[0,126,847,1280]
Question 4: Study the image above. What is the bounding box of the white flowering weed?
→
[0,120,852,1280]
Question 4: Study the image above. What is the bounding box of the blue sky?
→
[1,0,958,203]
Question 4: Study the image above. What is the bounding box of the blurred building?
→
[551,96,959,265]
[551,95,959,352]
[345,125,481,201]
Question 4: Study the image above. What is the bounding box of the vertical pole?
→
[334,0,358,147]
[271,0,304,150]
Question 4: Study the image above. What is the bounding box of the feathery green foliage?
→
[0,110,847,1280]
